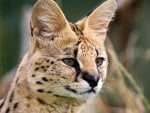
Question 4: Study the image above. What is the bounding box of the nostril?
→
[82,72,100,88]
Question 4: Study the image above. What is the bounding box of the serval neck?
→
[0,53,84,113]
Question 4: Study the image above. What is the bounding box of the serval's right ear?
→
[84,0,117,42]
[30,0,70,40]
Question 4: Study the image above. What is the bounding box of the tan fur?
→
[0,0,117,113]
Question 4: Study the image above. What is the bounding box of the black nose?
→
[82,72,100,88]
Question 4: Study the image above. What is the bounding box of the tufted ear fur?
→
[84,0,117,42]
[30,0,70,40]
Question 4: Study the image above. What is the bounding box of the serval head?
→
[28,0,117,101]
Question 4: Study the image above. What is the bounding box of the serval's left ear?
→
[30,0,70,40]
[84,0,117,42]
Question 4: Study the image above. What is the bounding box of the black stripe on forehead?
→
[73,49,78,58]
[70,23,83,37]
[95,49,99,56]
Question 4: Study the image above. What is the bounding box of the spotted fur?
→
[0,0,117,113]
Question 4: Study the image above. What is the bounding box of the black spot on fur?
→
[32,74,36,77]
[47,91,52,93]
[9,92,14,102]
[37,98,46,105]
[51,37,55,41]
[26,103,30,108]
[41,66,45,69]
[52,67,56,70]
[46,59,50,63]
[49,79,53,81]
[54,95,60,97]
[5,107,10,113]
[37,89,44,93]
[36,81,43,85]
[43,69,47,72]
[35,62,39,65]
[13,102,19,109]
[0,100,4,109]
[42,77,48,82]
[35,67,39,71]
[26,96,32,100]
[16,78,19,84]
[62,76,67,79]
[51,61,54,64]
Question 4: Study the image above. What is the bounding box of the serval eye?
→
[96,57,104,66]
[62,58,76,67]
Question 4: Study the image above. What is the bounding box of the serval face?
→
[28,0,117,101]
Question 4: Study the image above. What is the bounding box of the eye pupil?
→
[62,58,76,66]
[96,57,104,66]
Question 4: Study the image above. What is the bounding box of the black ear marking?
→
[70,23,84,36]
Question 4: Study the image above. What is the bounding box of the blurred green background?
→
[0,0,150,102]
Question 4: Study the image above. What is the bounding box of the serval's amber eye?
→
[62,58,77,67]
[96,57,104,66]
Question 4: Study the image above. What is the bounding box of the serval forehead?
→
[70,23,84,38]
[69,23,105,48]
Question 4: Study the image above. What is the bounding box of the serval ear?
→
[30,0,70,40]
[84,0,117,42]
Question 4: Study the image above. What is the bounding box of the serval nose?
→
[82,72,100,88]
